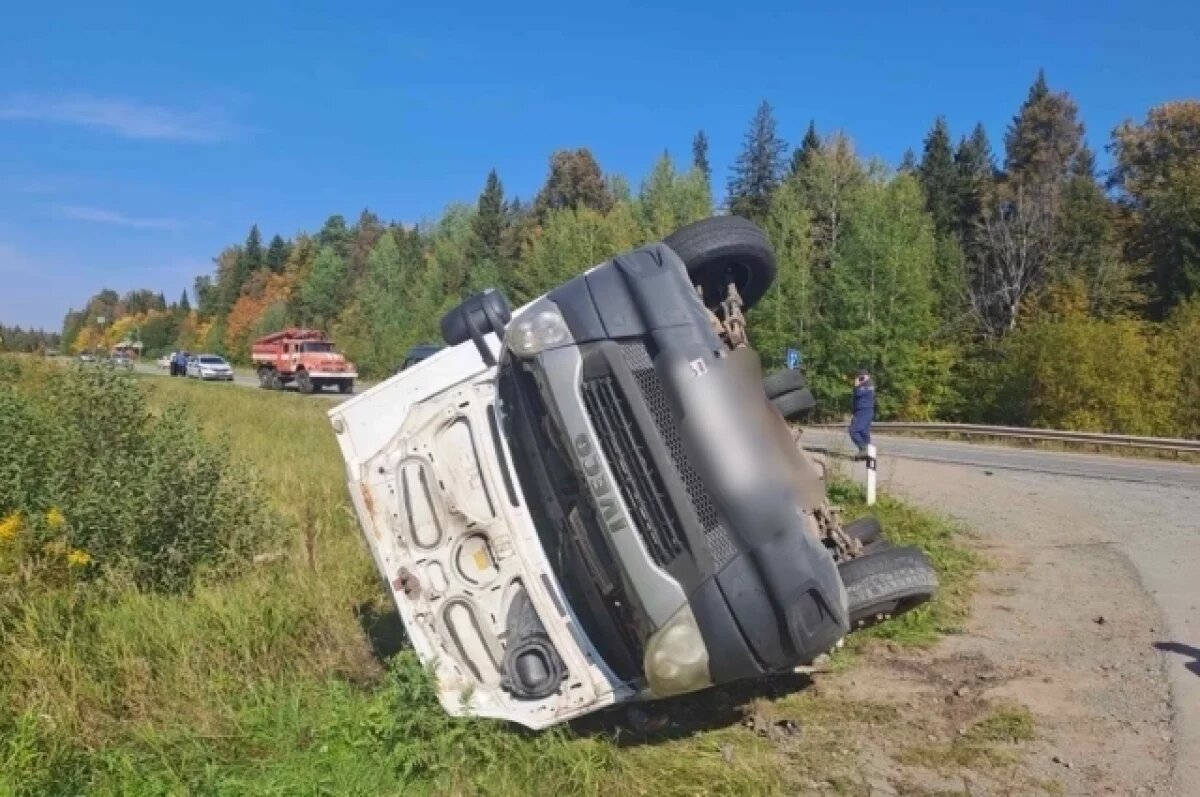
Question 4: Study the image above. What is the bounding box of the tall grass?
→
[1,365,978,796]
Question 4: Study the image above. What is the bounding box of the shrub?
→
[0,358,276,596]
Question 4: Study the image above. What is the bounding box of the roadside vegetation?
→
[1,360,1018,795]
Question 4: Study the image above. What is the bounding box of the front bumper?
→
[308,371,357,380]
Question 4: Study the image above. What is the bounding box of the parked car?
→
[187,354,235,381]
[329,216,937,729]
[395,343,444,374]
[107,354,134,371]
[156,354,172,370]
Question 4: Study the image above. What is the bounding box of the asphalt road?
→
[804,427,1200,794]
[134,361,374,398]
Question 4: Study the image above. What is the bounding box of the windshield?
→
[199,356,226,365]
[301,342,333,352]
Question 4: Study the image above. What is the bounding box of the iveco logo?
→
[573,434,629,537]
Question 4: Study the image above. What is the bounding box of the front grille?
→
[620,343,737,567]
[581,376,686,567]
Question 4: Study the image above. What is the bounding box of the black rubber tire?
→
[843,516,883,546]
[838,546,938,628]
[771,388,816,420]
[269,372,283,391]
[296,371,313,394]
[763,369,808,400]
[339,380,353,394]
[663,216,777,311]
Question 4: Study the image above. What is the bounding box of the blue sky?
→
[1,0,1197,330]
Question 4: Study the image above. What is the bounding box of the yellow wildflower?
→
[0,512,22,541]
[66,549,92,568]
[45,507,66,530]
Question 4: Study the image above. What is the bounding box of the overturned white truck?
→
[329,216,937,729]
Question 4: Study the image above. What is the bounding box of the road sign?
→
[785,348,802,370]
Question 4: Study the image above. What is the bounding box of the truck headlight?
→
[507,308,569,358]
[643,605,712,698]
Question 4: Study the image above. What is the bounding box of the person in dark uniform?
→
[849,367,875,457]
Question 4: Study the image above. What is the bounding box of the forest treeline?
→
[58,72,1200,436]
[0,326,60,353]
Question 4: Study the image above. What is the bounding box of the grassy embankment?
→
[2,362,993,796]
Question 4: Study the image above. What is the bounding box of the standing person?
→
[849,368,875,457]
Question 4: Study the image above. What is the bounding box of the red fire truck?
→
[250,328,357,394]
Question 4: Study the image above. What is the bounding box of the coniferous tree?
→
[1050,144,1134,314]
[179,290,191,313]
[317,215,351,257]
[265,234,290,273]
[728,100,788,222]
[1111,101,1200,313]
[242,225,263,272]
[788,121,821,179]
[917,117,957,236]
[470,169,506,268]
[1004,70,1084,190]
[898,148,918,174]
[533,149,613,218]
[953,123,995,235]
[691,130,711,183]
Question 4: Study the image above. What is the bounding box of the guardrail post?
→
[865,444,877,506]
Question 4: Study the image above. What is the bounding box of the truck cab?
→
[328,217,936,729]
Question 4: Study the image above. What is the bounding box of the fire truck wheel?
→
[296,371,314,394]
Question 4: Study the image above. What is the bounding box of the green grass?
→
[1,373,983,796]
[827,481,980,651]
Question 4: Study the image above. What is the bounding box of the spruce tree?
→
[1004,70,1084,189]
[471,169,506,266]
[691,130,711,183]
[788,121,821,179]
[954,123,995,237]
[917,117,957,236]
[727,100,788,222]
[179,290,191,313]
[243,225,263,272]
[898,148,918,174]
[265,234,290,273]
[533,149,613,218]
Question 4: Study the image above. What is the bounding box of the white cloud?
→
[0,93,238,142]
[55,204,182,231]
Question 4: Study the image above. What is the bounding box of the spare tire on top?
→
[663,216,777,312]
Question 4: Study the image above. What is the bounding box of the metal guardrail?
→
[812,422,1200,454]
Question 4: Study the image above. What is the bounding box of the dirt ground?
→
[811,457,1177,796]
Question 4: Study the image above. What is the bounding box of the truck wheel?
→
[771,387,816,420]
[663,216,777,311]
[838,546,938,629]
[339,380,354,394]
[269,372,283,391]
[258,368,272,389]
[296,371,313,394]
[763,369,807,400]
